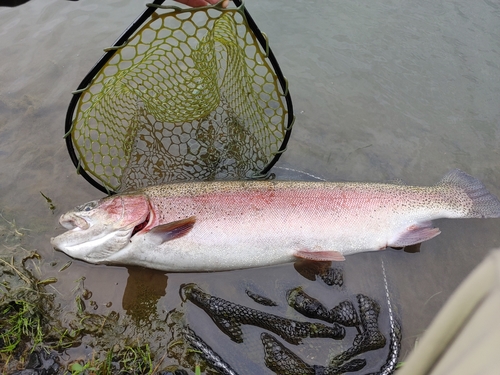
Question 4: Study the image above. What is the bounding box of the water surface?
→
[1,0,499,371]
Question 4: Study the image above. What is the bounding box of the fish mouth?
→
[57,211,150,238]
[52,198,152,255]
[60,214,89,230]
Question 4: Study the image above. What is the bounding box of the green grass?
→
[0,247,77,373]
[0,214,210,374]
[0,300,44,353]
[68,345,153,375]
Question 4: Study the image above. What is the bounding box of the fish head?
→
[50,193,151,263]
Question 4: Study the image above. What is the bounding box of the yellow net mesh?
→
[70,4,290,192]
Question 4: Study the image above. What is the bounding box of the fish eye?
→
[76,200,98,212]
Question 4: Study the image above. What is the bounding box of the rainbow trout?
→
[51,169,500,272]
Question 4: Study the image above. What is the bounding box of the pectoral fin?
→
[294,249,346,262]
[147,216,196,244]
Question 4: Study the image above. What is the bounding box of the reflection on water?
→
[122,267,168,324]
[1,0,499,372]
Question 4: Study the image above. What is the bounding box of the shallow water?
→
[1,0,499,372]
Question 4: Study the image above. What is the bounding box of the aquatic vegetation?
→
[118,344,153,374]
[180,283,346,344]
[261,332,367,375]
[329,294,387,368]
[69,359,101,375]
[9,350,60,375]
[179,278,402,374]
[69,345,152,375]
[0,244,75,373]
[0,239,57,371]
[0,299,45,354]
[0,217,158,374]
[286,286,360,328]
[182,326,238,375]
[39,192,56,213]
[365,320,402,375]
[244,289,278,307]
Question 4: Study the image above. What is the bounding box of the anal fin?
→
[390,223,441,248]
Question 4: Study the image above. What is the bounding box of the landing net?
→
[65,0,293,193]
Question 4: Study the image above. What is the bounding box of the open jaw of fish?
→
[51,195,152,261]
[50,169,500,272]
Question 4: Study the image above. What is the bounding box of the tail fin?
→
[439,169,500,218]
